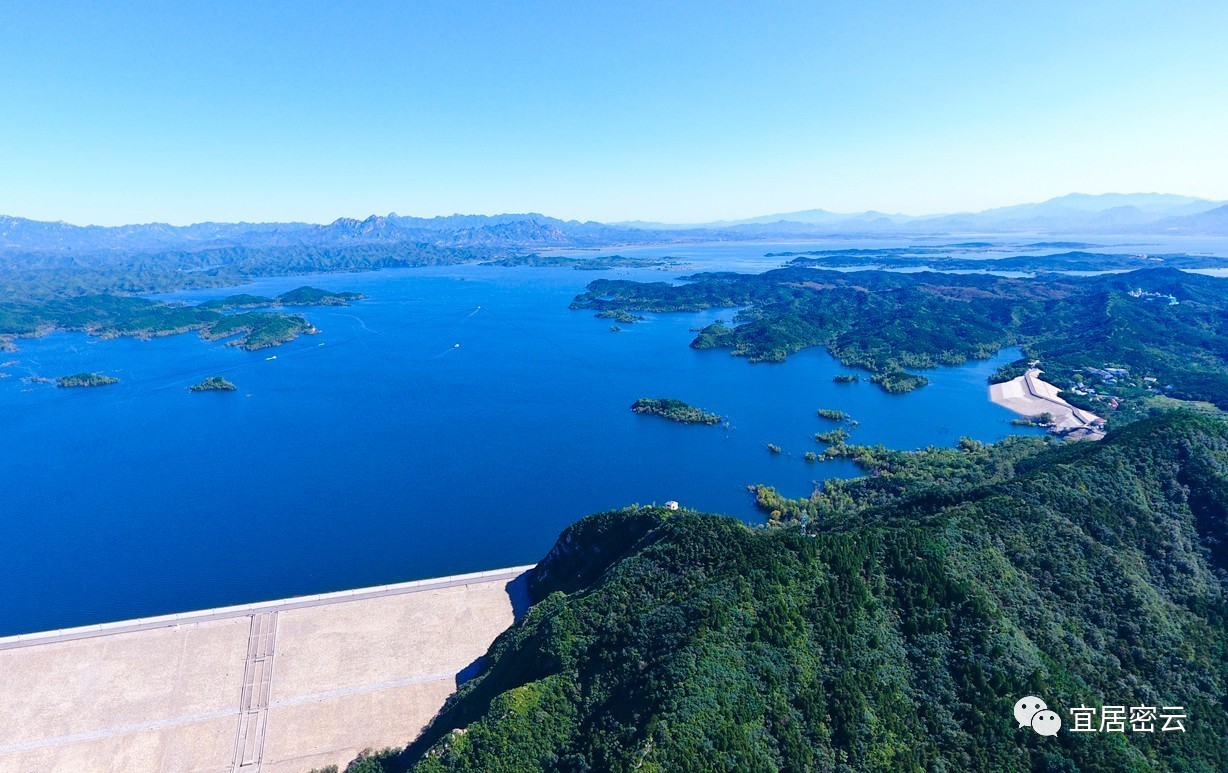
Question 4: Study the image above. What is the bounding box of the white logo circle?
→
[1031,709,1062,736]
[1014,696,1047,728]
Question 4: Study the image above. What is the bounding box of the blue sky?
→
[1,1,1225,225]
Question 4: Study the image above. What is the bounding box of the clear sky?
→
[1,1,1225,225]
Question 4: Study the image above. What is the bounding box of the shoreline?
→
[0,565,535,648]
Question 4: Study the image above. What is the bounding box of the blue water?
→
[0,263,1043,635]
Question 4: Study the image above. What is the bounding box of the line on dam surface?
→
[0,565,535,773]
[0,565,535,651]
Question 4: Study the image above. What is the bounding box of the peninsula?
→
[572,267,1228,420]
[481,253,682,271]
[778,247,1228,273]
[630,397,722,425]
[390,413,1228,771]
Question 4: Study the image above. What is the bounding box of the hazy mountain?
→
[976,191,1215,216]
[909,192,1224,233]
[0,215,312,254]
[0,212,698,255]
[746,208,916,225]
[3,193,1226,256]
[619,193,1221,234]
[616,194,1227,237]
[1151,203,1228,233]
[614,208,914,231]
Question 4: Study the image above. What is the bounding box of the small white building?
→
[664,500,680,511]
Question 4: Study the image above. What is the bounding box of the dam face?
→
[0,566,533,772]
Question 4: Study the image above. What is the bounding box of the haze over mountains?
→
[625,192,1228,234]
[2,193,1226,256]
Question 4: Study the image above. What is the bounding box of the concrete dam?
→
[0,565,534,772]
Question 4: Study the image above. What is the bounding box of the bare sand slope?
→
[990,368,1104,440]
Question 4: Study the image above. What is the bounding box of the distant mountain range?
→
[0,212,682,255]
[629,193,1227,234]
[3,193,1226,256]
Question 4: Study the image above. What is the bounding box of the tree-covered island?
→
[272,286,364,306]
[199,312,315,350]
[189,376,237,392]
[594,309,644,324]
[56,372,118,388]
[814,427,851,446]
[871,370,930,394]
[630,397,722,425]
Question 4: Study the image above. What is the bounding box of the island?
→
[56,372,119,388]
[814,427,851,446]
[189,376,238,392]
[816,408,848,421]
[595,309,644,324]
[200,312,314,350]
[832,373,860,383]
[272,286,365,306]
[630,397,721,425]
[871,371,930,394]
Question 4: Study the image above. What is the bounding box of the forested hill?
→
[388,412,1227,772]
[570,267,1228,412]
[0,242,479,299]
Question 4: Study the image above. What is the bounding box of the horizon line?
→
[1,190,1223,230]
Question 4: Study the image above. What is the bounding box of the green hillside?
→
[0,286,361,353]
[570,267,1228,410]
[384,412,1227,772]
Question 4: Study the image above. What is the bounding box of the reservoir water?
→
[0,258,1045,635]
